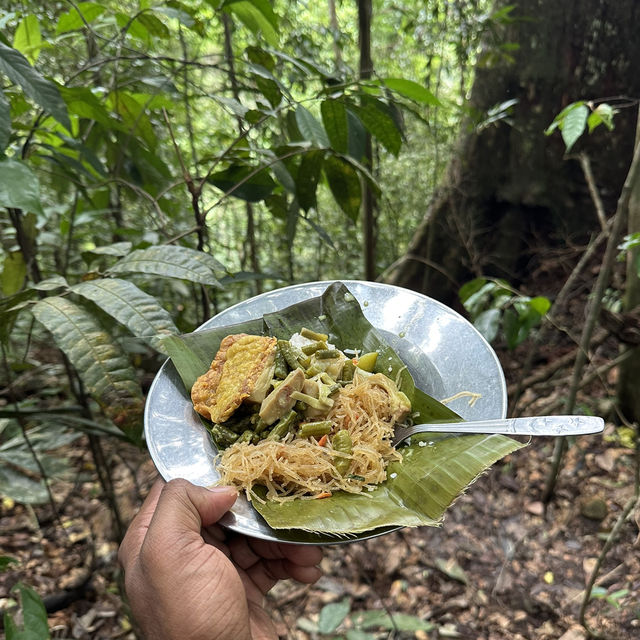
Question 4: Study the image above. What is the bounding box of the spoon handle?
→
[392,415,604,446]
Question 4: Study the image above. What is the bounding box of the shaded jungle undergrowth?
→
[1,254,639,640]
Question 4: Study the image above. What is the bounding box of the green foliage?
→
[3,582,50,640]
[618,232,640,276]
[0,0,511,509]
[460,278,551,349]
[590,586,630,611]
[297,598,435,638]
[545,101,616,152]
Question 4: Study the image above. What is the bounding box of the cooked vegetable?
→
[298,420,333,438]
[193,325,412,503]
[300,328,329,342]
[332,429,353,475]
[259,368,305,424]
[266,410,298,441]
[356,351,378,372]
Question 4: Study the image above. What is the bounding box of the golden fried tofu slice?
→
[191,334,277,423]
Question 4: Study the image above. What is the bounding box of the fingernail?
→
[207,485,237,495]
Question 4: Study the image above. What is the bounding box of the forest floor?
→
[1,276,639,640]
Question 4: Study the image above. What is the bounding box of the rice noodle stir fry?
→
[191,328,411,502]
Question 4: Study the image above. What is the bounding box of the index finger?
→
[118,478,165,567]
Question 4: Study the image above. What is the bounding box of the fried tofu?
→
[191,334,277,423]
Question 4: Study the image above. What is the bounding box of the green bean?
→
[278,340,300,370]
[253,416,270,435]
[332,429,352,475]
[304,364,323,377]
[273,348,288,379]
[223,413,253,434]
[278,340,310,369]
[236,429,255,444]
[301,340,328,355]
[210,423,239,449]
[266,410,298,441]
[301,327,329,342]
[298,420,333,438]
[341,359,356,381]
[316,349,342,360]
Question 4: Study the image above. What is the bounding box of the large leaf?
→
[0,42,70,131]
[13,15,42,64]
[0,157,44,215]
[55,2,106,34]
[108,91,156,149]
[323,154,361,222]
[207,164,276,203]
[59,86,116,129]
[5,582,50,640]
[1,251,27,296]
[0,87,10,152]
[295,105,330,147]
[352,98,402,157]
[163,282,524,534]
[221,0,279,47]
[106,245,225,287]
[321,99,349,153]
[296,149,325,211]
[31,296,144,441]
[382,77,442,106]
[72,278,178,352]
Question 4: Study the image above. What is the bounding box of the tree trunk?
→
[617,117,640,423]
[358,0,376,281]
[386,0,640,306]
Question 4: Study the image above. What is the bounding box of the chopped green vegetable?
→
[301,327,329,342]
[356,351,378,372]
[332,429,353,475]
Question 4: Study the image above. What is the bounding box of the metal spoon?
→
[391,415,605,447]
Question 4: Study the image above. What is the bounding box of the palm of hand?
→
[119,480,322,640]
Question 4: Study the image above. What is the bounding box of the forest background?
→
[1,0,640,638]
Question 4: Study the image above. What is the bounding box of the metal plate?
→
[144,280,507,544]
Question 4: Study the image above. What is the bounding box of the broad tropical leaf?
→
[295,105,330,147]
[106,245,225,287]
[59,86,116,129]
[0,42,70,131]
[72,278,178,352]
[323,154,361,222]
[382,77,442,106]
[0,87,9,152]
[163,283,525,534]
[31,296,144,441]
[1,252,27,296]
[207,164,276,202]
[221,0,279,47]
[321,99,349,153]
[296,149,325,211]
[5,582,50,640]
[0,157,44,215]
[13,15,42,64]
[352,98,402,157]
[55,2,106,34]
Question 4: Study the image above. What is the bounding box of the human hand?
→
[118,478,323,640]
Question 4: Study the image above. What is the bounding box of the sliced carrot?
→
[316,491,332,499]
[317,434,328,447]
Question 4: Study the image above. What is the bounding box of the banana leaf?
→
[163,282,525,534]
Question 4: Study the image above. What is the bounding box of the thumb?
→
[147,478,238,542]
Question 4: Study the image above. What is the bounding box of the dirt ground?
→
[1,306,639,639]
